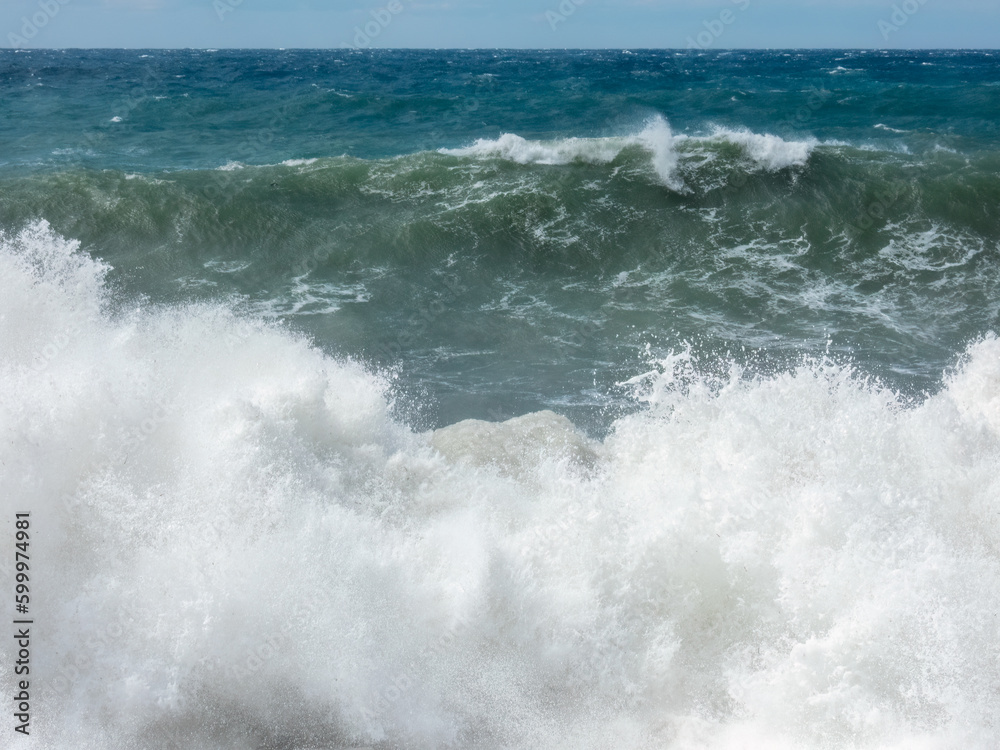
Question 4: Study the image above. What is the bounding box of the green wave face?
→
[3,135,999,427]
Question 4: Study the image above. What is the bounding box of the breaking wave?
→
[440,115,817,190]
[2,222,1000,749]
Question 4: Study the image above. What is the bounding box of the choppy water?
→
[2,49,1000,749]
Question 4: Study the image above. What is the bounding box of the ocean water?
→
[1,48,1000,749]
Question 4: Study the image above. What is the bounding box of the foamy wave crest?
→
[440,132,625,166]
[440,117,816,190]
[700,126,817,170]
[2,222,1000,749]
[442,115,684,190]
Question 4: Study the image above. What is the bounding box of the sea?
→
[1,48,1000,749]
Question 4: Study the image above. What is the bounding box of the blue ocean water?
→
[2,49,1000,749]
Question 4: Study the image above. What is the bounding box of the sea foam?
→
[700,126,817,170]
[2,221,999,749]
[441,116,816,191]
[441,115,684,190]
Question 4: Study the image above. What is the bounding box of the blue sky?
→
[2,0,997,49]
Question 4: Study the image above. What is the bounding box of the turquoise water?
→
[3,50,1000,749]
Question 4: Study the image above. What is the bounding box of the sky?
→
[1,0,998,49]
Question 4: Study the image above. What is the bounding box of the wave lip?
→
[441,115,818,190]
[440,132,625,166]
[441,115,684,189]
[700,125,817,170]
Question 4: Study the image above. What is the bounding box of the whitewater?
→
[3,219,999,749]
[440,115,817,190]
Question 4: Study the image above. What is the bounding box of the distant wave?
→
[440,115,685,189]
[440,115,817,191]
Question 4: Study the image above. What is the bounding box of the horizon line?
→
[3,46,998,52]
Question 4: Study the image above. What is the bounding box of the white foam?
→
[704,126,817,170]
[2,222,999,749]
[636,115,683,188]
[441,117,815,189]
[878,225,983,272]
[827,66,862,75]
[441,132,627,166]
[441,115,685,190]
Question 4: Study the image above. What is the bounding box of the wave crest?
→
[441,115,816,191]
